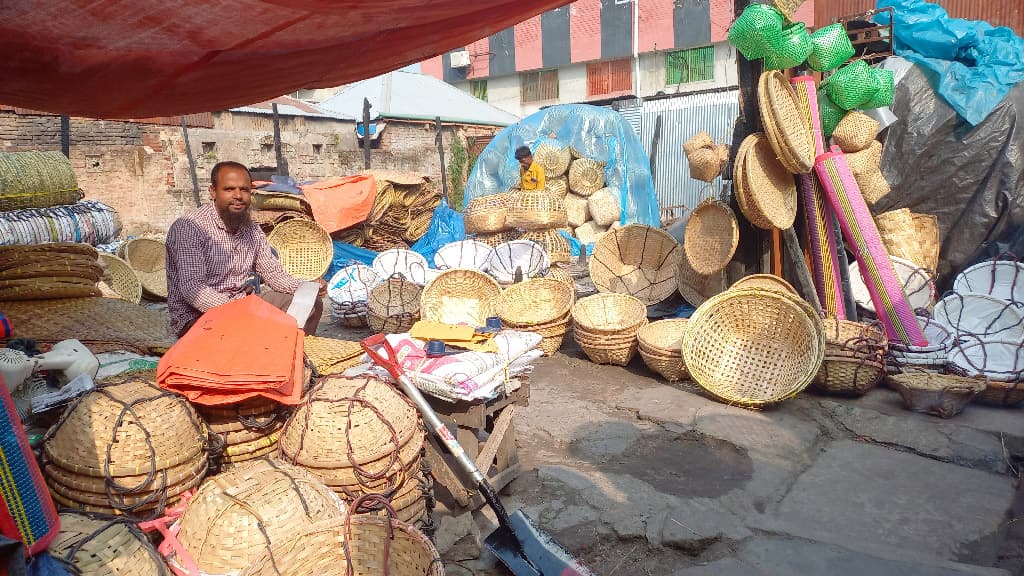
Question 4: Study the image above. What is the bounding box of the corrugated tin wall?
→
[817,1,1024,34]
[639,90,740,216]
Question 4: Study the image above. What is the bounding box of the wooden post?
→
[180,116,202,207]
[59,115,70,158]
[435,116,450,204]
[648,114,663,183]
[362,98,373,169]
[271,103,287,176]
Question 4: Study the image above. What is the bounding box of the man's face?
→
[210,167,252,227]
[518,154,533,169]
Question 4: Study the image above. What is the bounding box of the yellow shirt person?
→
[515,145,546,191]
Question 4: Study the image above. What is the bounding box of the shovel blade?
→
[484,510,594,576]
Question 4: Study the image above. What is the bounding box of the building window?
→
[261,143,274,155]
[201,142,216,154]
[587,59,633,97]
[520,70,559,103]
[312,143,323,157]
[666,46,715,85]
[470,80,488,101]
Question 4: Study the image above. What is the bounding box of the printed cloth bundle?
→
[363,331,543,402]
[0,200,121,247]
[157,295,305,405]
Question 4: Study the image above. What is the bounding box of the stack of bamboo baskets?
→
[0,242,102,301]
[197,398,288,471]
[334,170,441,251]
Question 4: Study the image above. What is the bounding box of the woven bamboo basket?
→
[833,111,879,153]
[733,137,768,230]
[543,264,576,290]
[52,512,167,576]
[759,71,815,174]
[573,319,646,366]
[172,458,347,575]
[683,131,715,157]
[590,224,681,305]
[845,140,883,176]
[887,372,986,418]
[506,190,568,230]
[241,512,443,576]
[433,240,493,271]
[473,230,517,248]
[506,313,571,356]
[534,142,572,178]
[122,238,168,300]
[676,247,726,307]
[267,219,332,281]
[821,319,887,357]
[638,319,689,381]
[731,274,796,295]
[972,379,1024,407]
[684,199,738,276]
[682,289,824,408]
[420,268,501,327]
[568,159,606,196]
[588,187,622,227]
[497,277,574,326]
[464,193,512,234]
[874,208,928,271]
[744,133,798,230]
[546,177,569,198]
[914,214,941,273]
[564,193,590,228]
[571,292,647,335]
[0,150,82,211]
[98,253,142,304]
[688,148,725,182]
[519,229,571,264]
[367,276,422,334]
[252,191,311,213]
[858,170,892,206]
[811,355,886,396]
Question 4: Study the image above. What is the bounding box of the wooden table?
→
[423,378,530,509]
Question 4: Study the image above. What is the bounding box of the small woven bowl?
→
[637,318,688,356]
[811,356,886,397]
[888,372,986,418]
[571,292,647,335]
[420,268,501,327]
[267,219,333,281]
[497,277,574,326]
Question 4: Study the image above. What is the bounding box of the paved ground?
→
[318,316,1024,576]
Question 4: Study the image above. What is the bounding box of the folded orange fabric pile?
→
[157,295,305,406]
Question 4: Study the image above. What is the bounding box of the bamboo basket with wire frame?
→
[52,512,169,576]
[506,190,568,230]
[419,268,501,327]
[433,240,493,271]
[811,353,886,396]
[267,219,332,281]
[887,372,987,418]
[758,71,815,174]
[98,253,142,304]
[638,319,689,381]
[487,240,551,284]
[821,318,887,358]
[590,224,681,305]
[366,276,422,334]
[568,158,606,196]
[497,277,574,326]
[684,198,739,276]
[533,142,572,178]
[171,458,348,575]
[744,133,798,230]
[519,229,571,264]
[241,505,444,576]
[682,288,825,408]
[122,238,168,300]
[463,193,513,234]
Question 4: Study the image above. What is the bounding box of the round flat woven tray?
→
[684,199,738,276]
[279,376,420,469]
[98,253,142,304]
[568,159,606,196]
[497,277,574,326]
[682,288,824,408]
[43,377,206,478]
[174,458,347,575]
[267,219,332,281]
[122,238,167,299]
[744,134,797,230]
[52,512,168,576]
[420,268,501,327]
[590,224,680,305]
[758,71,815,174]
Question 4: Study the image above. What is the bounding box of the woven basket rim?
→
[266,219,332,281]
[731,273,796,295]
[419,268,502,326]
[589,224,681,305]
[571,292,647,333]
[684,199,739,276]
[497,277,574,326]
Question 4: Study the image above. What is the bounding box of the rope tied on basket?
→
[345,494,397,576]
[59,511,169,576]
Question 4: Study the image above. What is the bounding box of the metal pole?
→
[648,114,663,184]
[435,116,450,205]
[632,0,641,97]
[272,103,287,176]
[362,98,373,169]
[59,115,70,158]
[180,116,202,207]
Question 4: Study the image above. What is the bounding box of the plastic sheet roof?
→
[318,71,520,126]
[0,0,570,119]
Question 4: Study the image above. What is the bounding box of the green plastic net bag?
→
[862,68,895,108]
[825,60,880,110]
[728,3,785,60]
[818,89,845,138]
[808,23,855,72]
[763,22,813,70]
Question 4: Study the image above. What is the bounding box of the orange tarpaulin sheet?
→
[300,174,377,234]
[157,295,304,406]
[0,0,571,118]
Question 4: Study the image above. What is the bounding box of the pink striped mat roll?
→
[815,147,927,346]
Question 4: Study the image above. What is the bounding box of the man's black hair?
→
[514,146,532,160]
[210,161,252,187]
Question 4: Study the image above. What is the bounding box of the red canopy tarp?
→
[0,0,569,119]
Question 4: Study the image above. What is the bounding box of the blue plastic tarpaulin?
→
[876,0,1024,125]
[464,104,659,227]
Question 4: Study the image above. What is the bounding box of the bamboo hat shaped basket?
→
[267,219,333,281]
[589,224,681,305]
[122,238,168,300]
[98,252,142,304]
[51,512,168,576]
[419,268,501,327]
[170,458,348,576]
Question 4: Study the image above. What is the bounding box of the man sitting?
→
[515,145,546,191]
[166,161,324,337]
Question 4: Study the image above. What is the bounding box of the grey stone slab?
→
[613,383,714,428]
[819,401,1008,473]
[775,440,1015,561]
[739,536,1011,576]
[673,558,767,576]
[656,498,753,552]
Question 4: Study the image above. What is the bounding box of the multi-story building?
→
[422,0,815,117]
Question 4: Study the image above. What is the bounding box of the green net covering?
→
[808,23,856,72]
[825,60,880,110]
[764,22,813,70]
[728,3,785,60]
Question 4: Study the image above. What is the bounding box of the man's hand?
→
[316,278,328,298]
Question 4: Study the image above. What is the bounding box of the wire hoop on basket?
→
[589,224,681,305]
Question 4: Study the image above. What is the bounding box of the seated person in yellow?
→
[515,145,546,191]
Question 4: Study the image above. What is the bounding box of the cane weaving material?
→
[52,512,167,576]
